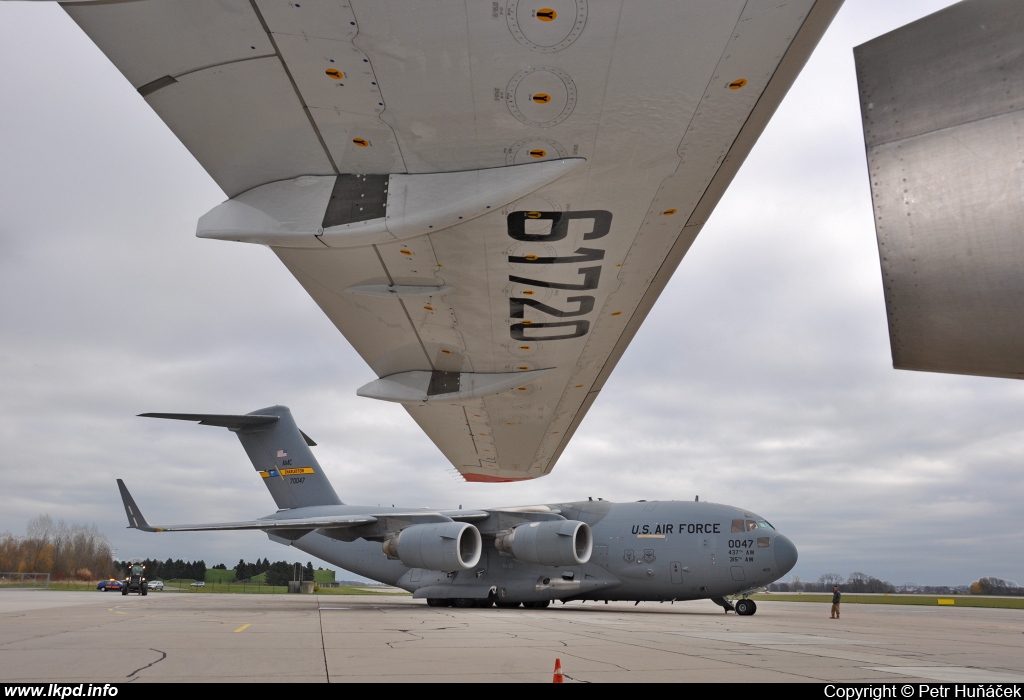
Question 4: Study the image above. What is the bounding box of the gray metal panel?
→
[321,175,388,228]
[858,0,1024,150]
[856,0,1024,379]
[64,0,274,89]
[145,57,334,197]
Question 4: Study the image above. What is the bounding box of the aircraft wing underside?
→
[64,1,841,481]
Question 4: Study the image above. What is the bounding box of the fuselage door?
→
[670,561,684,584]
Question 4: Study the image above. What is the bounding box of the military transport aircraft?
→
[33,0,845,483]
[118,406,797,612]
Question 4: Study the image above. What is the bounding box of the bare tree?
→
[3,516,116,579]
[818,573,844,588]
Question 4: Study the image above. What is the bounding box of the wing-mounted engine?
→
[494,519,593,567]
[382,522,482,571]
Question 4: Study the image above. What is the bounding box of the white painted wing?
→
[63,1,841,481]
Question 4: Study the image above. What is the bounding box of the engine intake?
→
[494,520,593,566]
[382,522,482,571]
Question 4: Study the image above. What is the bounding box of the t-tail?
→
[139,406,342,509]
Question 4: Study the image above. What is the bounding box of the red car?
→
[96,579,123,592]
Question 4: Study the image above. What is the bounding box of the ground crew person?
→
[830,585,841,619]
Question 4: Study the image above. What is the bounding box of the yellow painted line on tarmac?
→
[234,624,251,633]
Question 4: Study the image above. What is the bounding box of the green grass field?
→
[749,593,1024,609]
[205,569,235,584]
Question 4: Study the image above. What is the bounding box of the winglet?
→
[116,479,157,532]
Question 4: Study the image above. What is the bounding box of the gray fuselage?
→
[271,498,797,603]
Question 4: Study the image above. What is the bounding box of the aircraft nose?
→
[774,534,798,576]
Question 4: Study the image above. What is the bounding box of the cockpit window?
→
[739,519,776,532]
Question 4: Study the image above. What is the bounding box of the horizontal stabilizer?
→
[138,412,316,446]
[139,412,278,427]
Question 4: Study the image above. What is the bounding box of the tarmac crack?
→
[386,629,425,649]
[126,648,166,679]
[317,598,331,683]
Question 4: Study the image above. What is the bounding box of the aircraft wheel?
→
[735,599,755,616]
[495,602,521,609]
[426,598,447,607]
[523,600,550,609]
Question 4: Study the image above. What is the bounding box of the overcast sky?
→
[2,0,1021,588]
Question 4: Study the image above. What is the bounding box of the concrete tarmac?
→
[1,590,1023,683]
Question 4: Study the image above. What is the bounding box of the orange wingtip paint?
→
[462,474,526,483]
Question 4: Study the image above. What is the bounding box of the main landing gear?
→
[734,599,757,616]
[425,598,551,609]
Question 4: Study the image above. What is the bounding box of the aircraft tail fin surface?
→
[117,478,156,531]
[139,406,343,509]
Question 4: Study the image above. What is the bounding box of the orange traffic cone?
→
[553,658,564,683]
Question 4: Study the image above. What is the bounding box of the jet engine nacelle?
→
[382,522,482,571]
[494,520,593,566]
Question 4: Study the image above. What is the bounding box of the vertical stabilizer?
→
[139,406,342,509]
